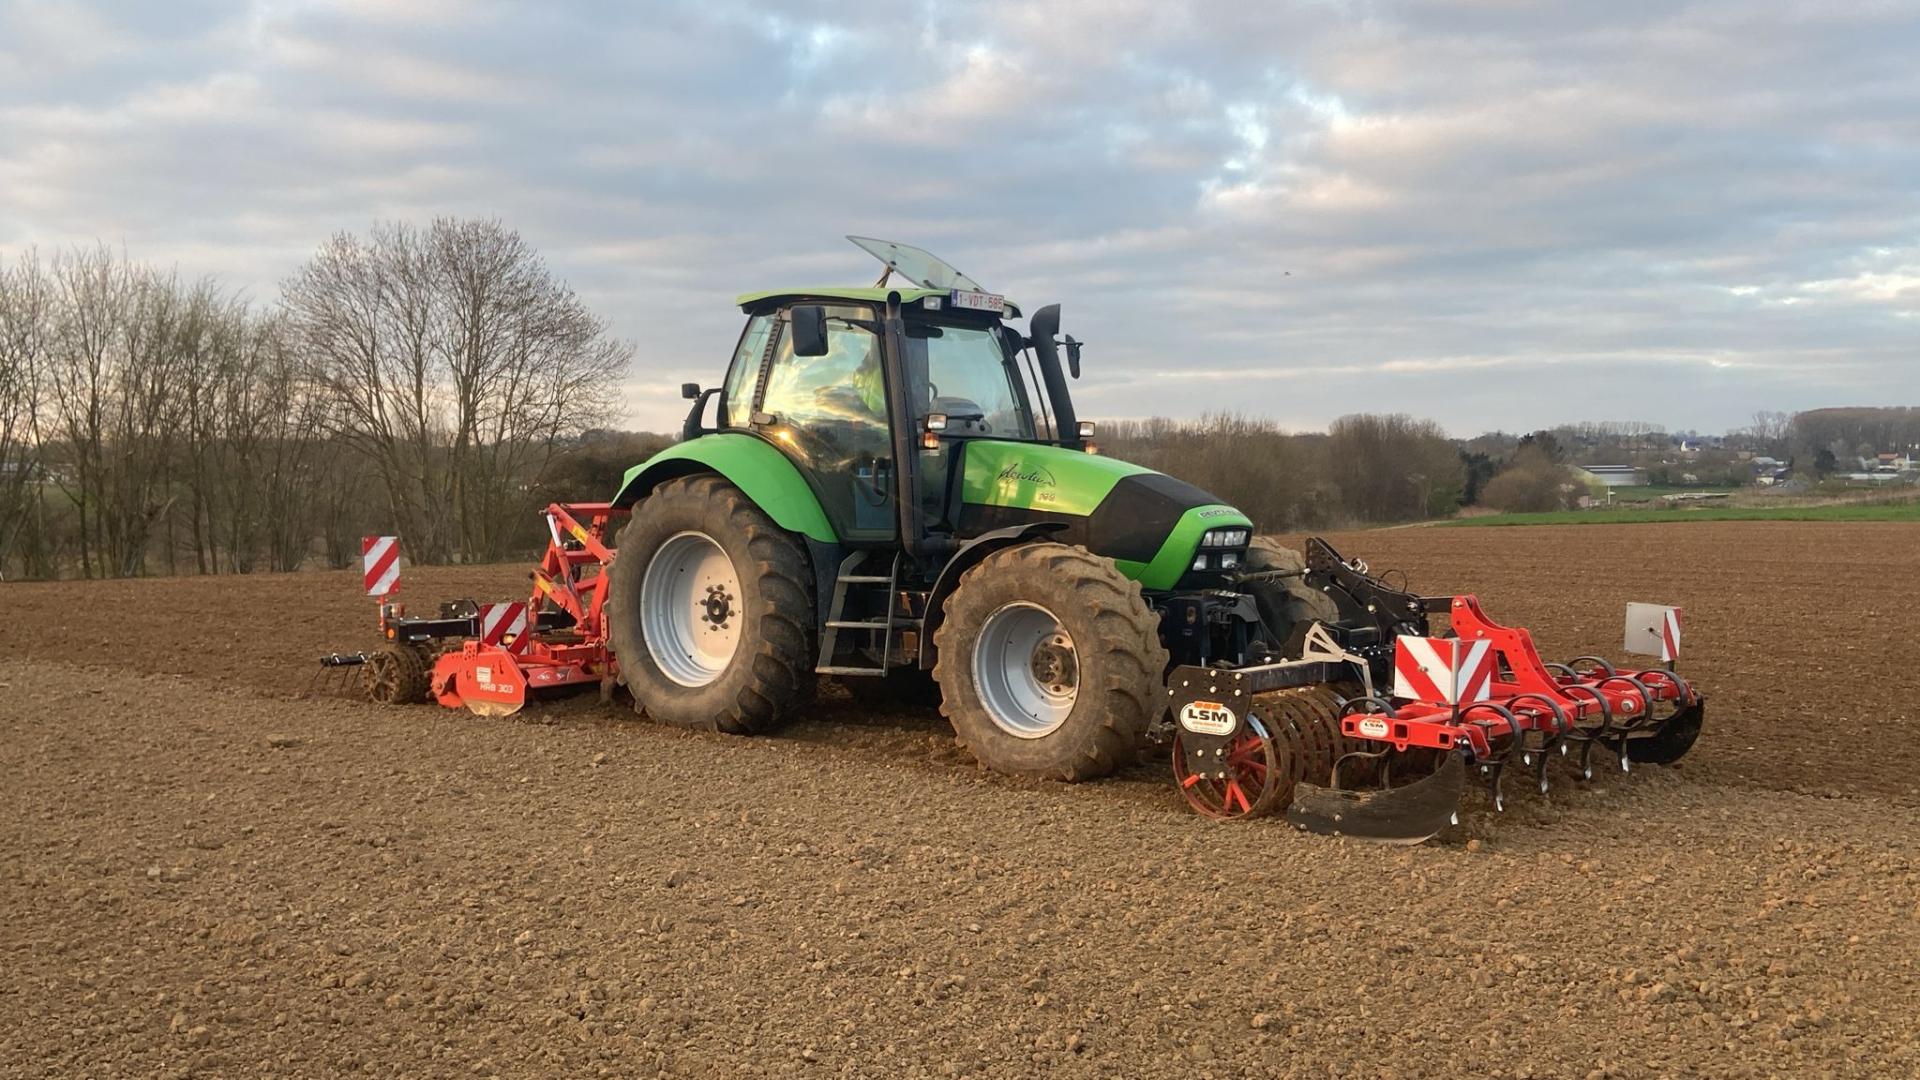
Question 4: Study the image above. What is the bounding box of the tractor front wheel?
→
[606,475,816,734]
[1243,538,1340,647]
[933,544,1167,781]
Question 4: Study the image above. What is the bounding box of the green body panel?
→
[956,440,1252,591]
[1113,504,1255,590]
[614,434,837,544]
[615,434,1251,591]
[958,440,1152,515]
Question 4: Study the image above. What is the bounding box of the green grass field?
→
[1440,500,1920,527]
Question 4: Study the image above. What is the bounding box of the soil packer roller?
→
[320,237,1704,842]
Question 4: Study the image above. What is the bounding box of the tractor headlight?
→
[1200,527,1250,548]
[1220,551,1241,569]
[1192,554,1209,572]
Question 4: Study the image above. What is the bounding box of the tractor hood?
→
[953,440,1253,590]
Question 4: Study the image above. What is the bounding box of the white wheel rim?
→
[640,531,742,687]
[973,602,1078,738]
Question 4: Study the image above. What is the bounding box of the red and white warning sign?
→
[1624,603,1683,661]
[1393,636,1495,705]
[362,536,400,597]
[479,602,528,651]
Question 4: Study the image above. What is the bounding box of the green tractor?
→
[600,237,1705,839]
[609,238,1336,775]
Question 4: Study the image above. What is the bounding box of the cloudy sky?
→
[2,1,1915,435]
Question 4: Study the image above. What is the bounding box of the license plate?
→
[948,289,1005,313]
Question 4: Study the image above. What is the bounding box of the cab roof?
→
[734,286,1021,318]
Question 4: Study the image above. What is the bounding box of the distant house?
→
[1858,453,1915,475]
[1576,465,1646,488]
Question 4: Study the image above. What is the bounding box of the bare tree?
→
[1325,413,1466,522]
[42,246,128,576]
[1743,410,1795,456]
[285,218,630,563]
[245,314,334,572]
[0,251,52,578]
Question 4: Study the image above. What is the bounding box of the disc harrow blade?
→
[1286,751,1466,845]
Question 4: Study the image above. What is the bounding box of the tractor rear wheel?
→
[933,544,1167,781]
[607,475,816,734]
[1243,538,1340,647]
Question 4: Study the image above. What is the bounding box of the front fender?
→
[611,433,837,544]
[918,523,1070,669]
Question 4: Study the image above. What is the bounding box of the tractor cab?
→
[688,237,1092,550]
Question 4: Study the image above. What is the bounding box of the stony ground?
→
[3,521,1918,1078]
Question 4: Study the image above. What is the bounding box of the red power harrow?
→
[315,503,628,716]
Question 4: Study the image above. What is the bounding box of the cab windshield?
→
[899,320,1038,440]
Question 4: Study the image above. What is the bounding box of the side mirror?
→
[680,382,701,400]
[790,305,829,357]
[1064,335,1082,379]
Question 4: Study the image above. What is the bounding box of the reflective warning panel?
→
[1624,603,1682,661]
[1392,637,1494,705]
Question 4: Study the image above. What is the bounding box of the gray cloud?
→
[2,0,1914,433]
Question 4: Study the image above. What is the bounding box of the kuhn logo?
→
[996,462,1056,488]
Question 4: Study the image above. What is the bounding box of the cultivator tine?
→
[1286,752,1466,844]
[1477,757,1508,812]
[309,653,369,698]
[1518,733,1562,795]
[1509,693,1570,796]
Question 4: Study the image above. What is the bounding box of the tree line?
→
[6,223,1907,578]
[0,220,630,580]
[1099,413,1466,530]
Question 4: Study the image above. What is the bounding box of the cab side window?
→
[721,314,774,428]
[758,305,895,536]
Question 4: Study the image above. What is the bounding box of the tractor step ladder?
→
[815,550,910,677]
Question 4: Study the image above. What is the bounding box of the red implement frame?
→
[426,502,628,715]
[1339,595,1698,759]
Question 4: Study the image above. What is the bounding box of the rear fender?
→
[918,523,1069,669]
[611,433,837,544]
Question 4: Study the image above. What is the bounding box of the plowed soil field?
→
[4,522,1919,1078]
